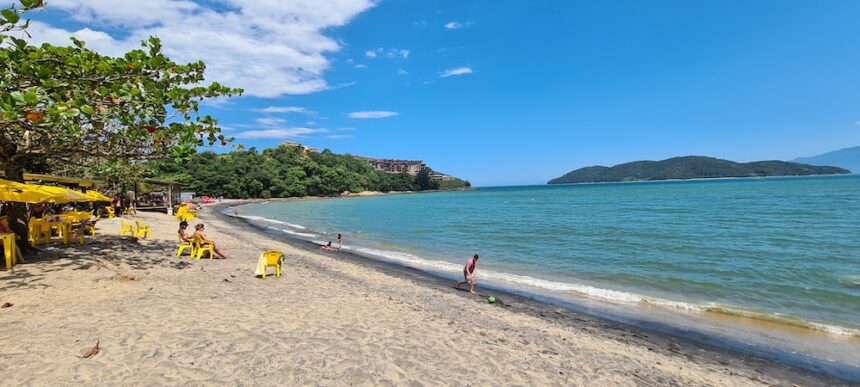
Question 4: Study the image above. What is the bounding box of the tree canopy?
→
[0,1,241,181]
[149,145,467,199]
[0,0,240,245]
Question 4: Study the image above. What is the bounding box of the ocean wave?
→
[337,244,860,337]
[236,210,860,338]
[238,215,308,229]
[264,226,317,239]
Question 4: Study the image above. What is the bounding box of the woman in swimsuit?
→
[192,223,230,259]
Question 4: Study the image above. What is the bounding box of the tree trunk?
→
[3,160,32,252]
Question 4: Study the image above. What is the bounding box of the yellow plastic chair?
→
[85,215,100,236]
[176,235,195,257]
[259,250,284,279]
[135,220,151,239]
[0,232,15,270]
[105,207,115,219]
[192,235,214,260]
[120,220,135,236]
[174,205,188,220]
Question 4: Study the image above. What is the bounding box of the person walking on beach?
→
[336,233,343,250]
[455,254,480,293]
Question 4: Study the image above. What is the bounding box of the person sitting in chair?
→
[192,223,230,259]
[178,221,192,242]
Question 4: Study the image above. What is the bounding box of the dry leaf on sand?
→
[1,302,13,308]
[81,340,100,359]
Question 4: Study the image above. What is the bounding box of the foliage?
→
[0,1,242,180]
[0,0,239,247]
[150,145,468,198]
[548,156,852,184]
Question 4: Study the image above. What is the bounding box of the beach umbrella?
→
[85,190,112,202]
[0,179,58,203]
[38,185,90,203]
[0,179,90,203]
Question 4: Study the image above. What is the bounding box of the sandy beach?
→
[0,204,850,386]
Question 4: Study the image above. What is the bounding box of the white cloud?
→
[365,47,409,59]
[236,128,324,139]
[391,49,409,59]
[305,120,317,126]
[412,20,428,28]
[329,81,357,90]
[254,106,313,114]
[337,127,356,131]
[326,134,354,139]
[444,21,472,30]
[20,0,377,98]
[440,67,473,77]
[255,117,287,126]
[354,64,367,69]
[348,111,398,119]
[397,69,409,76]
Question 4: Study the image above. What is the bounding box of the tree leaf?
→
[1,9,19,24]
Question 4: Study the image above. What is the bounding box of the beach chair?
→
[176,235,195,257]
[257,250,284,279]
[105,207,115,219]
[192,235,214,260]
[119,220,135,236]
[85,215,99,236]
[135,220,151,239]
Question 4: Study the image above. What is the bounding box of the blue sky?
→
[21,0,860,186]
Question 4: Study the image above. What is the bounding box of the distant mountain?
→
[548,156,850,184]
[793,146,860,174]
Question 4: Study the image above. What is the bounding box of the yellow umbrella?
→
[85,190,112,202]
[37,185,90,203]
[0,179,89,203]
[0,179,58,203]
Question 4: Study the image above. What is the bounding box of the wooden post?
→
[167,184,173,215]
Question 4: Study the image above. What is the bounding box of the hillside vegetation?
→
[151,145,468,198]
[548,156,850,184]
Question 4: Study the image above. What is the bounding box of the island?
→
[548,156,850,184]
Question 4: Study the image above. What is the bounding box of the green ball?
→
[487,296,496,304]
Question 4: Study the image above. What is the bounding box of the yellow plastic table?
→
[43,220,71,244]
[29,219,52,245]
[0,233,16,270]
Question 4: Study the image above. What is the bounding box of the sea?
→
[234,174,860,372]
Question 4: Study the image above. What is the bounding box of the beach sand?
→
[0,205,847,385]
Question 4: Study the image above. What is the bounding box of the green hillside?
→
[548,156,850,184]
[151,145,468,198]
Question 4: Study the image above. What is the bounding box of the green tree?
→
[0,1,241,245]
[415,168,433,190]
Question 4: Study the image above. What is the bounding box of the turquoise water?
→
[239,175,860,336]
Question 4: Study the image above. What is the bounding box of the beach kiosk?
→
[134,179,183,215]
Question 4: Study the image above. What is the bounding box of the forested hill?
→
[548,156,850,184]
[151,145,468,198]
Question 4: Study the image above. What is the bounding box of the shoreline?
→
[0,204,855,384]
[216,201,859,384]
